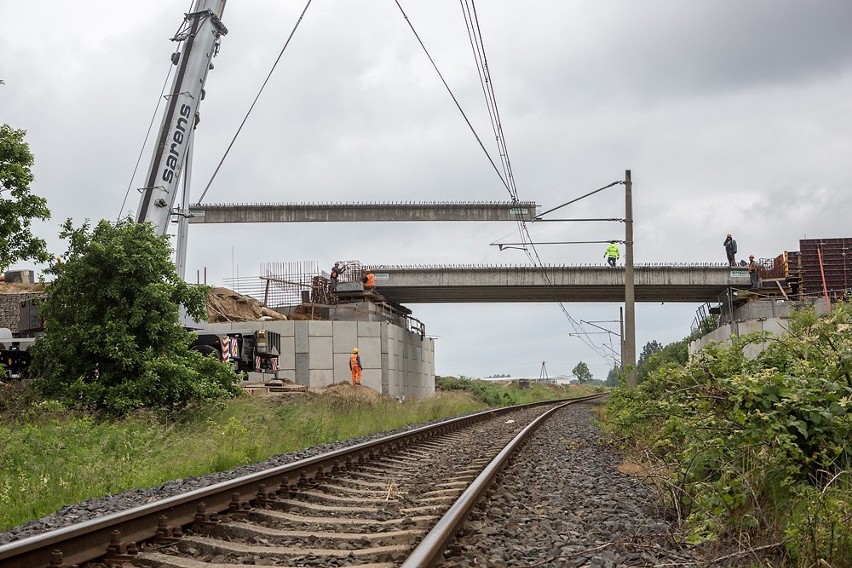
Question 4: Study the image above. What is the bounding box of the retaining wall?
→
[0,292,41,332]
[690,298,831,358]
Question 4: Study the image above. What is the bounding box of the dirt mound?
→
[0,282,45,294]
[206,287,287,323]
[316,381,383,402]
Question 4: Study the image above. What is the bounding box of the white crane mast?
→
[136,0,227,238]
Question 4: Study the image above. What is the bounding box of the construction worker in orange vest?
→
[362,270,376,290]
[349,347,362,385]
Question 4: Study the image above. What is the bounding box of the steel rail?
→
[401,394,606,567]
[0,397,587,567]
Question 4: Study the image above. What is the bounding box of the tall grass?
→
[0,379,579,532]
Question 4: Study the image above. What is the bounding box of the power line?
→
[457,1,617,364]
[118,59,175,221]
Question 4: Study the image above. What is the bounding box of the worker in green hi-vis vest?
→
[604,241,620,268]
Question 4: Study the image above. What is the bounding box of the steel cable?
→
[196,0,314,204]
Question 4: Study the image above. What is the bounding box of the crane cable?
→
[392,0,511,196]
[457,0,617,365]
[117,61,175,221]
[196,0,314,205]
[460,0,517,202]
[118,1,196,221]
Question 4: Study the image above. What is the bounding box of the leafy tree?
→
[605,366,620,386]
[0,124,51,271]
[572,361,593,383]
[637,340,662,368]
[635,339,688,384]
[30,218,240,415]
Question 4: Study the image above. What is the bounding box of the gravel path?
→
[439,400,702,567]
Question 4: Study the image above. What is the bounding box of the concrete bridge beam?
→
[187,202,540,223]
[366,265,751,303]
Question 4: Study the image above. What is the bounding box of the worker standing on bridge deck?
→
[724,233,737,266]
[362,270,376,290]
[350,347,362,385]
[748,255,759,288]
[604,241,620,268]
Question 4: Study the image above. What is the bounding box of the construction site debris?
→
[317,381,383,402]
[206,286,287,323]
[0,282,45,294]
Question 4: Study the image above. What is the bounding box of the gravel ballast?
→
[439,400,701,567]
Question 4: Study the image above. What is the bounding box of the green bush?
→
[606,304,852,566]
[29,219,241,416]
[435,376,578,406]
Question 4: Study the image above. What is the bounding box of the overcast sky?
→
[2,1,851,380]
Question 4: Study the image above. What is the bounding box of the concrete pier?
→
[202,319,435,400]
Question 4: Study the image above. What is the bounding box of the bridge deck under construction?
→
[226,263,754,306]
[366,264,750,303]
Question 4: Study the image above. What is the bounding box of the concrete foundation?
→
[690,298,831,358]
[202,319,435,399]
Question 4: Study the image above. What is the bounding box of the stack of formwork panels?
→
[798,238,852,297]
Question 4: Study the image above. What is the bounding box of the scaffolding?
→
[224,260,366,309]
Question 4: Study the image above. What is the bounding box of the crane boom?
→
[136,0,228,235]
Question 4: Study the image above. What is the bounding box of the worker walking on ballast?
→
[349,347,362,385]
[604,241,620,268]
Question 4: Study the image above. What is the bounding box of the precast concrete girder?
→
[187,201,540,223]
[365,265,751,303]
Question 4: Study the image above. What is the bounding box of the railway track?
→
[0,395,604,568]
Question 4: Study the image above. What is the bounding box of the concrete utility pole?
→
[624,170,637,387]
[619,306,625,370]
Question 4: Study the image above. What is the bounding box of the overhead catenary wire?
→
[536,180,624,219]
[196,0,314,205]
[454,0,617,366]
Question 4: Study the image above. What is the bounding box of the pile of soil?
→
[316,381,383,402]
[0,282,45,294]
[206,287,287,323]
